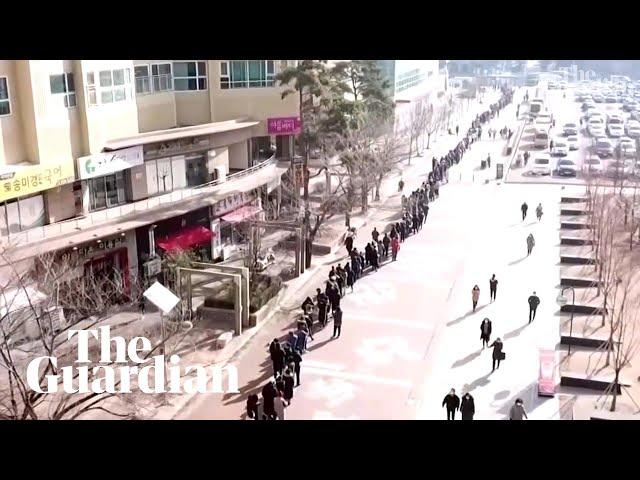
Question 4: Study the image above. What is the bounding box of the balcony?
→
[135,74,173,95]
[2,157,288,262]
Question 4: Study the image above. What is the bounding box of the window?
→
[0,77,11,116]
[135,65,150,94]
[173,61,207,91]
[220,61,275,89]
[151,63,172,92]
[87,69,132,105]
[49,73,76,108]
[89,171,126,211]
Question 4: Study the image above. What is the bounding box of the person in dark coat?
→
[345,234,354,255]
[286,348,303,387]
[282,368,295,405]
[460,393,475,420]
[270,340,286,379]
[382,233,390,258]
[521,201,528,221]
[442,388,460,421]
[344,263,355,292]
[390,226,397,240]
[480,318,492,349]
[398,221,405,242]
[489,337,504,372]
[528,291,540,323]
[316,288,329,327]
[412,213,419,234]
[246,393,259,420]
[332,307,343,338]
[328,266,336,280]
[489,274,498,302]
[261,381,277,419]
[371,227,379,242]
[364,243,373,267]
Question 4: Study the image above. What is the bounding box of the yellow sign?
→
[0,162,76,203]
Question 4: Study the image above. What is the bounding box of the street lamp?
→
[556,287,576,356]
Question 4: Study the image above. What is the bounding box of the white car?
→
[618,138,637,158]
[563,122,578,136]
[588,122,605,137]
[551,139,569,156]
[626,124,640,138]
[593,93,605,103]
[582,156,604,175]
[566,135,579,150]
[530,154,552,176]
[608,124,624,138]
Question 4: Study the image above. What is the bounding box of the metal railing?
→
[3,156,277,248]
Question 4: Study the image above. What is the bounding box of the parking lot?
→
[506,79,640,186]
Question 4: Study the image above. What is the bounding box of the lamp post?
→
[556,287,576,356]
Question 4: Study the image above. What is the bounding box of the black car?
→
[556,159,577,177]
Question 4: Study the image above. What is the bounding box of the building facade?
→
[0,60,300,284]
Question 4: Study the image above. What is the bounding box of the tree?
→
[405,100,428,165]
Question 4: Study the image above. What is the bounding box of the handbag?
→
[499,352,506,361]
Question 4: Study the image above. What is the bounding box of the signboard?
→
[144,136,210,160]
[267,116,301,136]
[211,191,256,218]
[76,235,126,258]
[143,281,180,314]
[0,162,76,203]
[143,258,162,277]
[538,349,557,397]
[77,146,143,180]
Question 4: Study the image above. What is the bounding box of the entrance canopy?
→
[221,205,262,223]
[156,225,213,253]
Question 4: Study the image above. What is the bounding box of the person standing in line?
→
[456,125,459,136]
[412,213,419,235]
[273,392,287,420]
[521,201,528,221]
[422,203,430,223]
[246,394,260,420]
[377,239,385,264]
[480,318,492,349]
[332,307,343,338]
[442,389,460,421]
[372,227,380,243]
[460,393,475,420]
[528,291,540,323]
[382,233,390,258]
[345,262,355,293]
[509,398,528,420]
[345,233,354,256]
[270,340,286,380]
[398,178,405,192]
[527,233,535,256]
[261,380,277,420]
[487,154,491,168]
[391,236,400,261]
[471,285,481,312]
[287,348,303,387]
[316,288,328,328]
[489,337,504,372]
[282,368,295,406]
[536,203,543,221]
[489,274,498,302]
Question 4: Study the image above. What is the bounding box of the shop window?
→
[89,171,126,211]
[0,77,11,116]
[185,154,208,187]
[0,194,46,234]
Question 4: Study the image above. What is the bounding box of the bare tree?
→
[405,100,428,165]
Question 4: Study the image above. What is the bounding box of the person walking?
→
[509,398,528,420]
[456,124,459,136]
[398,178,405,192]
[536,203,543,221]
[489,337,504,372]
[487,154,491,168]
[471,285,480,312]
[372,227,379,243]
[382,233,390,258]
[391,236,400,261]
[460,393,475,420]
[332,307,343,338]
[521,201,528,221]
[345,233,354,255]
[528,291,540,323]
[526,233,535,256]
[489,274,498,302]
[480,318,492,349]
[442,389,460,421]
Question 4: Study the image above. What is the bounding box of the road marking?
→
[303,366,413,388]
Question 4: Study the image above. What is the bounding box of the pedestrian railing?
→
[3,156,277,249]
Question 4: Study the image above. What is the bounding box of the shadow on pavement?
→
[447,304,488,327]
[503,323,529,340]
[508,255,529,266]
[462,371,492,394]
[451,348,483,368]
[306,336,335,352]
[496,382,549,417]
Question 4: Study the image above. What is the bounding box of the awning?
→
[221,205,262,223]
[156,225,213,253]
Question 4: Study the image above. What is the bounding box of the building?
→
[0,60,300,285]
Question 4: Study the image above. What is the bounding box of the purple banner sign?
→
[267,116,301,136]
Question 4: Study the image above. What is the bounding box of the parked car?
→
[626,123,640,138]
[595,138,615,157]
[567,135,579,150]
[556,159,578,177]
[529,154,552,176]
[563,122,578,136]
[582,156,604,175]
[551,140,569,157]
[606,160,633,178]
[618,138,637,158]
[607,124,624,138]
[593,93,605,103]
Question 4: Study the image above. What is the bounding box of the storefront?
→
[76,145,143,213]
[210,190,263,261]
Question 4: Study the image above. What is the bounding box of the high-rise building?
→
[0,60,300,282]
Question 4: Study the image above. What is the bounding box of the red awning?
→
[221,205,262,223]
[156,225,213,253]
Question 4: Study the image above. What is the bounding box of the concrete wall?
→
[175,91,211,127]
[45,183,75,223]
[228,142,248,170]
[128,164,148,201]
[136,91,177,132]
[0,60,28,165]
